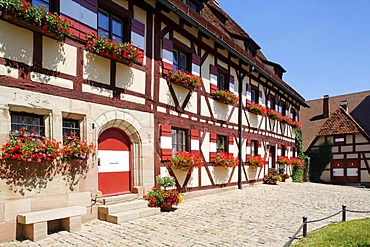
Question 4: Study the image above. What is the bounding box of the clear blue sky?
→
[218,0,370,100]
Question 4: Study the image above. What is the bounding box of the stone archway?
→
[94,111,143,195]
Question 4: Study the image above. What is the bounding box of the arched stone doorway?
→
[98,128,131,196]
[94,111,144,197]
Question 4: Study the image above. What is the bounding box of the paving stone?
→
[1,183,370,246]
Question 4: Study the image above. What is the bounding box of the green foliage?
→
[156,175,175,189]
[293,128,306,182]
[308,141,333,182]
[293,218,370,247]
[0,0,71,40]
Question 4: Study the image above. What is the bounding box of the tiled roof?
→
[300,90,370,151]
[166,0,306,105]
[317,108,361,136]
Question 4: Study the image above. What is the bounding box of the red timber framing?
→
[0,0,306,194]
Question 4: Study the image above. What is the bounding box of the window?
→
[11,112,44,136]
[98,9,124,44]
[30,0,58,12]
[281,145,286,156]
[62,119,80,139]
[334,135,345,145]
[250,140,258,156]
[173,49,188,72]
[217,72,227,91]
[184,0,202,13]
[281,101,286,116]
[216,135,228,153]
[172,128,187,152]
[251,86,259,104]
[292,109,297,121]
[270,95,276,110]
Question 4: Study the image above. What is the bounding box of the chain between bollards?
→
[342,205,346,222]
[302,216,308,237]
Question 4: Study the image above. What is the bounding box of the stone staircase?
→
[98,194,160,224]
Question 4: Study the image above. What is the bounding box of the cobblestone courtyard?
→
[1,182,370,247]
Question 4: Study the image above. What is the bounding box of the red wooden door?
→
[346,159,359,183]
[331,160,345,184]
[98,128,131,196]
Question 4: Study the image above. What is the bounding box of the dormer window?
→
[245,38,260,57]
[184,0,202,13]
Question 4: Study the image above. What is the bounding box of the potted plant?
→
[290,157,303,167]
[167,70,201,89]
[291,121,302,128]
[280,116,293,125]
[248,103,266,115]
[0,0,71,41]
[277,156,290,166]
[171,151,203,171]
[144,175,183,211]
[213,152,239,168]
[86,33,142,65]
[263,168,280,185]
[211,90,238,105]
[267,109,281,120]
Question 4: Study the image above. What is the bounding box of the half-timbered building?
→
[301,92,370,185]
[0,0,306,242]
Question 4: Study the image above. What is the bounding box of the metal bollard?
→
[342,205,346,222]
[303,216,308,237]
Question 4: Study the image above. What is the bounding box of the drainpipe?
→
[238,66,255,189]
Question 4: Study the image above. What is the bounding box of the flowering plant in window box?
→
[1,129,61,162]
[267,109,281,120]
[212,90,238,105]
[277,156,291,166]
[213,152,239,168]
[247,155,265,168]
[290,157,303,167]
[291,121,302,128]
[171,151,203,171]
[280,116,293,125]
[61,132,95,163]
[248,103,266,115]
[0,0,71,41]
[167,70,201,89]
[86,33,142,65]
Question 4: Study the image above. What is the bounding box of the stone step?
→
[106,207,161,224]
[102,194,138,205]
[98,200,148,215]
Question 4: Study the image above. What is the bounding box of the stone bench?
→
[17,206,86,241]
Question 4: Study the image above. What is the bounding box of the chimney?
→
[340,100,348,113]
[323,95,329,118]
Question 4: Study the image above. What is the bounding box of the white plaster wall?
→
[43,37,77,76]
[83,52,110,85]
[356,144,370,152]
[173,32,190,47]
[200,96,211,117]
[0,64,18,79]
[112,0,128,9]
[159,78,175,106]
[355,133,368,143]
[0,20,33,66]
[187,168,199,188]
[31,72,73,89]
[116,64,146,94]
[201,167,212,186]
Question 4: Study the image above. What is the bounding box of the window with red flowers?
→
[28,0,58,12]
[98,8,128,44]
[62,118,80,140]
[11,112,45,137]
